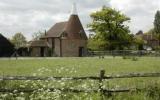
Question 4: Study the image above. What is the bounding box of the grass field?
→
[0,56,160,99]
[0,56,160,76]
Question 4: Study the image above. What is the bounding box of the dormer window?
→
[61,32,68,39]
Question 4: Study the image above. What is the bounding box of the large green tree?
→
[88,6,131,50]
[154,10,160,43]
[154,11,160,34]
[87,37,108,50]
[134,36,145,50]
[146,28,155,35]
[11,33,27,49]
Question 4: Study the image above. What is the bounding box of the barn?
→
[0,34,14,57]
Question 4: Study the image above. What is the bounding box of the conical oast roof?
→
[64,15,87,40]
[43,3,87,40]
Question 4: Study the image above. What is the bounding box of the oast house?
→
[29,4,88,57]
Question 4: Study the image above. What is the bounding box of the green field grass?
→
[0,57,160,100]
[0,56,160,76]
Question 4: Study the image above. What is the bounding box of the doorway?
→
[40,47,44,57]
[79,47,84,57]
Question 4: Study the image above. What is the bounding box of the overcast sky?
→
[0,0,160,40]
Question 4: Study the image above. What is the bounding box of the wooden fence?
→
[0,70,160,98]
[87,50,160,57]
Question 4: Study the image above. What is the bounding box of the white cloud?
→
[110,0,160,33]
[0,0,159,40]
[0,0,109,40]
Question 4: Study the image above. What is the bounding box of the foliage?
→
[0,67,101,99]
[145,10,160,44]
[132,56,138,61]
[146,83,160,100]
[87,37,108,50]
[88,6,131,50]
[11,33,27,49]
[122,56,131,59]
[146,28,155,35]
[122,56,138,61]
[145,28,160,50]
[154,10,160,35]
[145,28,159,41]
[32,31,46,40]
[154,46,160,50]
[134,36,145,50]
[154,10,160,43]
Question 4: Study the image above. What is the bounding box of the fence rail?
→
[0,70,160,99]
[0,88,136,93]
[0,72,160,80]
[87,50,160,57]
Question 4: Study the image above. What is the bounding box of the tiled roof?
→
[42,15,87,40]
[29,40,49,47]
[64,15,87,40]
[43,22,67,38]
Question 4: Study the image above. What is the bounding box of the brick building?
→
[29,40,50,57]
[30,4,88,57]
[135,31,159,50]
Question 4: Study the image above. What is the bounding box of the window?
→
[52,38,55,49]
[61,32,68,39]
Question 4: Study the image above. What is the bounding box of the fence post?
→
[99,70,105,100]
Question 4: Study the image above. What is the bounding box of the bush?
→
[122,56,131,59]
[132,57,138,61]
[146,83,160,100]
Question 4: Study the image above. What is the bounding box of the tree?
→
[146,28,155,35]
[87,37,108,50]
[154,10,160,43]
[134,36,145,50]
[154,11,160,34]
[88,6,131,50]
[11,33,27,49]
[32,31,46,40]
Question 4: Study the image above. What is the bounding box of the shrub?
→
[122,56,130,59]
[146,83,160,100]
[132,57,138,61]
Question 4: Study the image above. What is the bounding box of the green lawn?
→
[0,57,159,76]
[0,57,160,99]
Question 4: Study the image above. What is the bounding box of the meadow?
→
[0,56,160,76]
[0,56,160,100]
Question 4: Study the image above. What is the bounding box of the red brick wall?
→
[54,38,61,56]
[30,47,48,57]
[44,38,87,57]
[61,39,87,57]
